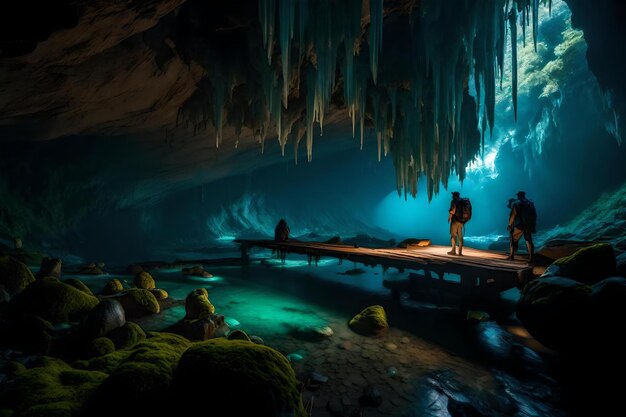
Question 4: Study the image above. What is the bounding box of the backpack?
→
[517,199,537,232]
[454,198,472,224]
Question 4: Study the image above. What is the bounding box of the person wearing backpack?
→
[507,191,537,263]
[447,191,472,256]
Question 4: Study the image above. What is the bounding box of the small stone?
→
[309,371,329,384]
[249,335,264,345]
[400,337,410,344]
[384,343,398,351]
[387,367,397,377]
[340,340,353,350]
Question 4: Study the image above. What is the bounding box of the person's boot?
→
[458,246,463,256]
[447,248,457,255]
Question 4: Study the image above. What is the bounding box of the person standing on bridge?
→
[448,191,472,256]
[507,191,537,264]
[274,218,290,242]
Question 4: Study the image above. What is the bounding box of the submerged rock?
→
[348,305,389,337]
[134,271,156,290]
[102,278,124,295]
[182,265,213,278]
[0,255,35,296]
[117,288,160,318]
[184,288,215,320]
[78,262,106,275]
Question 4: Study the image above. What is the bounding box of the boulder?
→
[227,329,251,341]
[0,255,35,296]
[117,288,160,318]
[7,277,99,323]
[542,243,617,285]
[34,257,62,280]
[173,339,307,417]
[167,314,225,341]
[134,271,156,290]
[348,305,389,337]
[184,288,215,320]
[78,263,105,275]
[105,321,146,349]
[102,278,124,295]
[516,277,591,350]
[83,299,126,338]
[87,337,116,358]
[127,264,144,275]
[151,288,169,300]
[537,240,597,261]
[63,278,93,295]
[181,265,213,278]
[588,277,626,352]
[1,314,54,354]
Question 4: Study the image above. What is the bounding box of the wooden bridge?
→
[235,239,533,298]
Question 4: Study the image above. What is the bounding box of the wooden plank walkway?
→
[235,239,533,295]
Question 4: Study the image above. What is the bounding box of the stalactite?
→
[369,0,383,85]
[259,0,276,64]
[509,6,519,121]
[279,0,296,107]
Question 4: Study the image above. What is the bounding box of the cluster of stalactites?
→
[186,0,549,198]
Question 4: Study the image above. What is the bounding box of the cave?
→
[1,1,625,416]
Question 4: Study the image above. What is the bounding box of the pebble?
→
[384,343,398,351]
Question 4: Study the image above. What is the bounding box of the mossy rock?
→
[133,271,155,290]
[348,305,389,337]
[517,277,591,350]
[548,243,617,285]
[7,278,99,323]
[2,314,54,354]
[88,337,115,358]
[173,339,307,417]
[102,279,124,295]
[184,288,215,320]
[83,299,126,339]
[227,329,251,341]
[0,256,35,296]
[0,409,13,417]
[150,288,169,300]
[105,322,146,350]
[117,288,160,318]
[82,332,192,417]
[6,361,26,378]
[0,356,107,417]
[62,278,93,295]
[34,257,62,280]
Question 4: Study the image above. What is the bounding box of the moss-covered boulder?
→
[82,332,191,416]
[150,288,169,300]
[133,271,155,290]
[173,339,307,417]
[87,337,116,358]
[62,278,93,295]
[227,329,251,341]
[7,277,99,323]
[516,277,591,350]
[82,299,126,339]
[105,322,146,350]
[543,243,617,285]
[0,256,35,296]
[348,305,389,336]
[101,279,124,295]
[117,288,160,318]
[0,356,107,417]
[184,288,215,320]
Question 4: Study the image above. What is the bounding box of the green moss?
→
[88,338,115,358]
[184,288,215,320]
[6,361,26,378]
[348,305,389,336]
[133,272,155,290]
[101,279,123,295]
[118,288,160,317]
[7,278,99,323]
[0,356,107,416]
[105,322,146,350]
[62,279,92,296]
[0,256,35,296]
[82,332,192,416]
[150,288,169,300]
[227,329,251,342]
[0,409,14,417]
[174,339,307,417]
[553,243,617,284]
